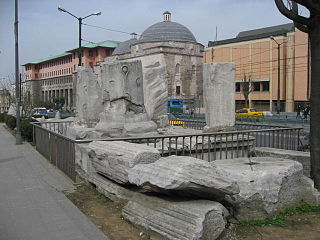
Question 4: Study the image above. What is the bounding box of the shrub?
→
[0,113,7,123]
[5,115,16,130]
[21,118,37,142]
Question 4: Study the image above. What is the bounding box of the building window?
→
[176,85,181,95]
[262,82,270,91]
[175,63,180,74]
[235,82,241,92]
[89,49,94,57]
[253,82,261,92]
[89,62,94,68]
[74,65,76,71]
[96,49,98,57]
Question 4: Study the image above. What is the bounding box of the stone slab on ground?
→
[122,194,229,240]
[87,141,161,184]
[128,155,239,201]
[213,157,319,221]
[254,147,311,177]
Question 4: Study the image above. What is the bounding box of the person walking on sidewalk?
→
[296,105,302,119]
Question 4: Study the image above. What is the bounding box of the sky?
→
[0,0,294,85]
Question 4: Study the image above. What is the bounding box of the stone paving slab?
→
[0,124,108,240]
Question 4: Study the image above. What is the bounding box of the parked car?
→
[32,107,48,118]
[236,108,264,118]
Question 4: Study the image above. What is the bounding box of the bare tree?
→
[240,75,253,108]
[274,0,320,187]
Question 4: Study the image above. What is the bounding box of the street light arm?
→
[58,7,79,19]
[64,10,79,19]
[270,37,280,46]
[82,12,101,20]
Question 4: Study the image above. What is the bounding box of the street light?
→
[270,36,288,115]
[58,7,101,66]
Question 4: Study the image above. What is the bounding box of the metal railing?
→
[39,121,73,135]
[32,121,303,181]
[32,122,76,181]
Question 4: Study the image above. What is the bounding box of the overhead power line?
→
[83,23,134,36]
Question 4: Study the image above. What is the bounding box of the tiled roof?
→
[23,40,120,65]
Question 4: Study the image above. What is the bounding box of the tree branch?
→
[294,0,320,13]
[295,22,310,33]
[275,0,313,26]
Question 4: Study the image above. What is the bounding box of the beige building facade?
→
[204,23,309,112]
[0,89,10,113]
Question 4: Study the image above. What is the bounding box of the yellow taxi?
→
[235,108,264,118]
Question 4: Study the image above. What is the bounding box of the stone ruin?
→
[203,63,235,131]
[76,141,319,240]
[67,60,157,139]
[67,60,319,239]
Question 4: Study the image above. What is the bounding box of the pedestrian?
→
[185,107,190,115]
[296,105,302,119]
[303,106,309,120]
[306,105,311,119]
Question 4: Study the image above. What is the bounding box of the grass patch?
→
[242,202,320,227]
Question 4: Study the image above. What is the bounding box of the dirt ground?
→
[65,183,320,240]
[64,183,165,240]
[219,213,320,240]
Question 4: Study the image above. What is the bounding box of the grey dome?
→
[139,21,197,43]
[112,38,139,55]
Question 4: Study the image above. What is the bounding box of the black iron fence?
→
[32,121,303,181]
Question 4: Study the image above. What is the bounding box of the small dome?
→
[112,38,139,55]
[139,12,197,43]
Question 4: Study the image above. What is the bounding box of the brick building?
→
[204,23,309,112]
[23,41,119,109]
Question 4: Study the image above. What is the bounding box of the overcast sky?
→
[0,0,293,83]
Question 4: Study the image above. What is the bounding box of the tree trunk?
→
[309,23,320,188]
[244,97,248,108]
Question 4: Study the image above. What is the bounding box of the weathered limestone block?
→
[94,60,157,137]
[203,63,235,129]
[254,147,311,177]
[122,194,229,240]
[87,141,161,184]
[75,143,94,173]
[128,156,239,201]
[143,61,168,119]
[213,157,320,221]
[66,124,99,140]
[75,67,103,123]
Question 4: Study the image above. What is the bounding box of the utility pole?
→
[270,36,288,114]
[14,0,22,145]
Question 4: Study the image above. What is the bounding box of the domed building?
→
[111,11,204,117]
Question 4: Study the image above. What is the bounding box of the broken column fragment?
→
[87,141,161,184]
[128,155,239,201]
[94,60,157,137]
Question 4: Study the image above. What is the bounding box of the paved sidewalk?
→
[0,125,108,240]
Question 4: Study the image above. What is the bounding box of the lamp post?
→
[58,7,101,66]
[270,36,288,115]
[14,0,22,144]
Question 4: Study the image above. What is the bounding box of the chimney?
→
[130,32,138,40]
